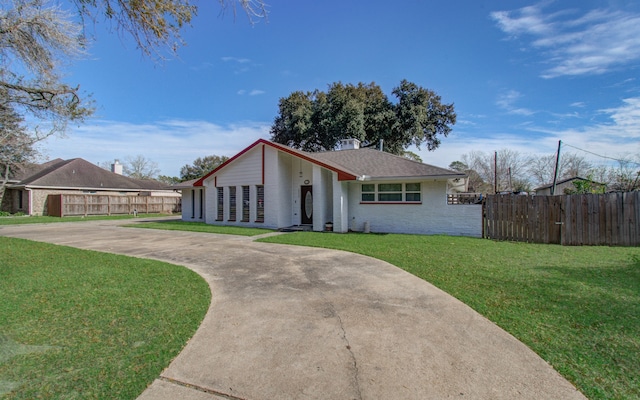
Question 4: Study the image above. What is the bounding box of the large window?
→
[256,185,264,222]
[242,186,250,222]
[405,183,421,201]
[216,187,224,220]
[229,186,236,221]
[378,183,403,201]
[361,183,421,203]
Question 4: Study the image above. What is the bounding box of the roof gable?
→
[194,139,359,186]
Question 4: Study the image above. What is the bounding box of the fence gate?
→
[483,192,640,246]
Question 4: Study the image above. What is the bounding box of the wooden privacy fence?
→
[47,194,181,217]
[483,192,640,246]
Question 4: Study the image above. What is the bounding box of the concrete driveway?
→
[0,219,585,400]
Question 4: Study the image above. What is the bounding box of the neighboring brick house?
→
[180,139,483,237]
[2,158,179,216]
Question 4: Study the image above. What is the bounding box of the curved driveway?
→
[0,219,585,400]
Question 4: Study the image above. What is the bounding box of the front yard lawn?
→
[0,237,210,399]
[258,232,640,400]
[126,220,275,236]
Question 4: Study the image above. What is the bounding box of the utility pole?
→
[551,140,562,195]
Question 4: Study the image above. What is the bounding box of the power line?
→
[562,142,640,166]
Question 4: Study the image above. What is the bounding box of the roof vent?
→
[339,138,360,150]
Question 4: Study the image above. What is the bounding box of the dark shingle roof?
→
[194,139,464,187]
[2,159,66,183]
[310,148,464,179]
[12,158,170,191]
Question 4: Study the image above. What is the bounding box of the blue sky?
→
[41,0,640,177]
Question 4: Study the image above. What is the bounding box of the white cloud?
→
[496,90,535,116]
[38,97,640,179]
[189,62,214,71]
[221,56,255,74]
[490,5,552,36]
[491,4,640,78]
[237,89,265,96]
[38,120,270,177]
[420,97,640,167]
[221,56,251,63]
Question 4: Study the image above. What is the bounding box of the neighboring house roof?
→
[194,139,464,186]
[1,158,66,184]
[9,158,171,191]
[534,176,603,191]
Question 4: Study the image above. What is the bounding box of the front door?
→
[301,185,313,225]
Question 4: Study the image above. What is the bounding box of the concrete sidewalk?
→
[0,219,586,400]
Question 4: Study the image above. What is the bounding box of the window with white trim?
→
[256,185,264,222]
[361,183,421,203]
[216,187,224,220]
[229,186,236,221]
[241,186,250,222]
[405,183,421,201]
[199,189,204,219]
[378,183,403,201]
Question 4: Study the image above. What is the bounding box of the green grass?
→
[0,237,211,399]
[126,220,275,236]
[258,232,640,400]
[0,214,169,225]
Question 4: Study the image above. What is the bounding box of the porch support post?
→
[332,178,349,233]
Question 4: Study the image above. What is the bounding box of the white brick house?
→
[180,139,482,236]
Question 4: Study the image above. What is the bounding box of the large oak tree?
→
[270,80,456,155]
[0,0,266,196]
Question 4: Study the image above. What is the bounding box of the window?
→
[361,183,421,203]
[405,183,421,202]
[256,185,264,222]
[242,186,250,222]
[199,189,204,219]
[191,190,195,218]
[217,187,224,220]
[229,186,236,221]
[378,183,402,201]
[361,184,375,201]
